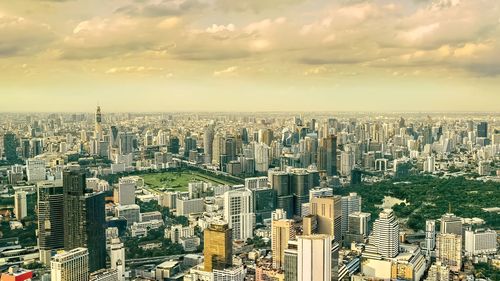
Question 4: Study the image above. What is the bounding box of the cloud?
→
[205,23,235,33]
[213,66,238,77]
[105,66,165,74]
[215,0,304,13]
[116,0,207,17]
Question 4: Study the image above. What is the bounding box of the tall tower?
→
[325,135,337,177]
[110,238,125,281]
[426,220,436,254]
[372,209,399,258]
[440,213,462,236]
[95,106,103,140]
[271,217,295,269]
[204,222,232,272]
[223,189,255,241]
[310,196,342,244]
[297,234,332,281]
[37,181,64,265]
[341,192,362,237]
[436,233,462,272]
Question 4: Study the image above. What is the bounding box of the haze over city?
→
[1,0,500,112]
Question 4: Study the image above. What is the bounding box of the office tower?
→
[95,106,103,140]
[184,136,197,157]
[477,121,488,138]
[254,142,270,172]
[340,151,355,177]
[30,138,43,157]
[297,235,331,281]
[250,186,275,223]
[204,222,232,272]
[110,126,119,147]
[426,220,436,253]
[424,156,436,173]
[63,170,106,272]
[3,132,18,162]
[258,128,273,146]
[14,191,27,220]
[325,135,337,177]
[440,213,462,236]
[241,128,249,144]
[20,138,31,159]
[436,233,462,272]
[425,261,450,281]
[204,126,214,162]
[26,158,46,182]
[109,238,125,281]
[310,196,342,244]
[89,269,118,281]
[223,189,255,240]
[224,136,237,161]
[372,209,399,258]
[271,171,293,219]
[118,132,134,155]
[37,181,64,265]
[284,241,298,281]
[341,193,361,237]
[51,248,89,281]
[271,217,295,269]
[114,178,136,206]
[345,212,371,245]
[464,229,497,256]
[290,170,310,217]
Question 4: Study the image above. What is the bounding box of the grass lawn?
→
[141,171,235,192]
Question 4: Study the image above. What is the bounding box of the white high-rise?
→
[372,209,399,258]
[110,238,126,281]
[341,192,361,236]
[114,178,136,206]
[51,248,89,281]
[297,234,331,281]
[464,229,497,256]
[26,158,46,182]
[14,191,27,220]
[223,189,255,241]
[254,143,270,173]
[423,156,436,173]
[426,220,436,253]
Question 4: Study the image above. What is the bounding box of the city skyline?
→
[1,0,500,112]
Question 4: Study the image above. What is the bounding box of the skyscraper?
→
[325,135,337,177]
[223,189,255,241]
[204,125,214,163]
[271,216,295,269]
[477,121,488,138]
[109,238,125,281]
[436,233,462,272]
[204,222,232,272]
[14,191,27,220]
[3,132,18,162]
[310,196,342,244]
[426,220,436,254]
[341,192,361,237]
[37,181,64,265]
[51,248,89,281]
[95,106,103,140]
[440,213,462,236]
[63,170,106,272]
[297,234,331,281]
[372,209,399,258]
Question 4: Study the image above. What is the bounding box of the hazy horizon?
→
[1,0,500,112]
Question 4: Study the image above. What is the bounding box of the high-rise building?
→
[204,222,232,272]
[114,178,136,206]
[372,209,399,258]
[271,217,295,269]
[477,121,488,138]
[325,135,337,177]
[436,233,462,272]
[3,132,18,162]
[204,125,214,163]
[341,192,361,237]
[297,234,331,281]
[464,229,497,256]
[118,132,134,155]
[63,170,106,272]
[310,196,342,243]
[440,213,462,236]
[95,106,103,140]
[109,238,125,281]
[26,158,46,182]
[14,191,27,220]
[37,181,64,265]
[271,171,293,219]
[88,269,118,281]
[345,212,371,245]
[223,189,255,241]
[425,220,436,254]
[50,248,89,281]
[284,241,298,281]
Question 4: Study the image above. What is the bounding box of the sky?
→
[0,0,499,112]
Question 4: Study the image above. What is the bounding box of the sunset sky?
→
[0,0,499,112]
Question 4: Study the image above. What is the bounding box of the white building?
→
[372,209,399,258]
[425,261,450,281]
[426,220,436,253]
[340,151,355,176]
[423,155,436,173]
[14,191,27,220]
[341,193,361,236]
[254,143,270,173]
[89,269,119,281]
[115,204,141,226]
[109,238,125,281]
[114,178,136,206]
[244,177,268,190]
[26,158,46,182]
[213,265,246,281]
[51,248,89,281]
[176,197,205,216]
[165,224,195,243]
[464,229,497,256]
[223,189,255,241]
[297,234,331,281]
